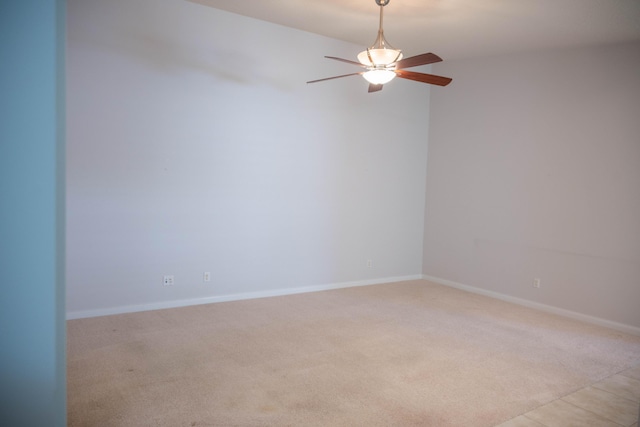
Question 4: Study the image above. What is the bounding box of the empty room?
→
[2,0,639,426]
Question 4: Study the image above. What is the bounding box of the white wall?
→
[66,0,430,317]
[424,42,640,329]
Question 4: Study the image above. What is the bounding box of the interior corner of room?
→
[65,0,640,335]
[3,0,640,425]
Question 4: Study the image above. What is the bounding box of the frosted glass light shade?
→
[363,69,396,85]
[357,48,403,66]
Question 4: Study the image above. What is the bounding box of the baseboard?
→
[422,274,640,337]
[66,274,424,320]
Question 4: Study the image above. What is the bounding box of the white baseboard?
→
[422,274,640,337]
[66,274,424,320]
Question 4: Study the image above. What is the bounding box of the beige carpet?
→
[67,280,640,426]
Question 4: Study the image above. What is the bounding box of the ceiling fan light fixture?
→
[362,69,397,85]
[306,0,452,91]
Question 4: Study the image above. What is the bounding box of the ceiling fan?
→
[307,0,452,93]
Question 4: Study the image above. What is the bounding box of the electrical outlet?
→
[203,272,211,282]
[163,275,174,286]
[533,278,541,288]
[366,259,373,268]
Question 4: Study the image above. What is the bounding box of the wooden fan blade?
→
[307,72,364,84]
[395,69,452,86]
[325,56,366,68]
[368,84,383,93]
[395,53,443,69]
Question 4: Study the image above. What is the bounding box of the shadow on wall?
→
[69,0,324,91]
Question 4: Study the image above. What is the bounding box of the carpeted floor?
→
[67,280,640,426]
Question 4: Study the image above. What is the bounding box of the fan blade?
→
[307,72,364,84]
[395,70,452,86]
[395,53,443,69]
[325,56,366,68]
[368,84,383,93]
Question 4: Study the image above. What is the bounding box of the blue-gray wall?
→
[0,0,66,425]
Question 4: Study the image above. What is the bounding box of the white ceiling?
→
[190,0,640,60]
